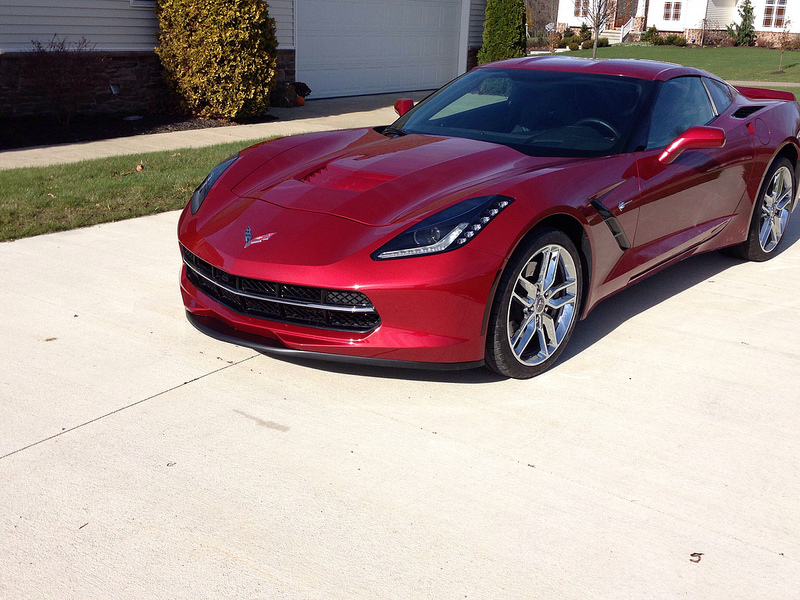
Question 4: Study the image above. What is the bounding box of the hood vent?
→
[732,105,765,119]
[300,163,395,192]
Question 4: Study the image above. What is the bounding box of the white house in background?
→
[556,0,799,43]
[0,0,488,101]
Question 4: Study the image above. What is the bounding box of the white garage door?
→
[296,0,464,98]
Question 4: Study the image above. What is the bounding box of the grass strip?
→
[0,139,266,242]
[566,46,800,83]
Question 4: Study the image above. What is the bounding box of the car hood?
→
[230,128,574,226]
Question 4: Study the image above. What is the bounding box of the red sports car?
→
[178,57,799,378]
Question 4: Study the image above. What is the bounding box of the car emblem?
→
[244,227,275,248]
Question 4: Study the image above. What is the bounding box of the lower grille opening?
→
[183,248,380,333]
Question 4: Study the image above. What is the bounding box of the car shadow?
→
[563,213,800,364]
[264,214,800,384]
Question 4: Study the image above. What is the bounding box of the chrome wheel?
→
[506,243,579,366]
[758,165,793,253]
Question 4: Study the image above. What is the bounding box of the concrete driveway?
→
[2,212,800,597]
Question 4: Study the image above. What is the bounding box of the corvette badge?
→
[244,227,275,248]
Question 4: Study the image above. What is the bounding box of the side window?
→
[703,77,733,115]
[646,77,715,149]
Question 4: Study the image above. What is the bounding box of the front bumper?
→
[179,245,503,367]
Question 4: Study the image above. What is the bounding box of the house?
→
[0,0,488,118]
[555,0,799,45]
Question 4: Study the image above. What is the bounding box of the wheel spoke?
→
[542,314,558,347]
[510,314,538,358]
[512,290,533,309]
[536,248,552,287]
[759,217,773,249]
[541,249,560,293]
[545,278,577,308]
[536,325,551,359]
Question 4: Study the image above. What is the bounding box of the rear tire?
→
[485,228,583,379]
[729,157,795,261]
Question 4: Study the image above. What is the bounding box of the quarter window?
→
[646,77,715,149]
[763,0,787,28]
[703,78,733,115]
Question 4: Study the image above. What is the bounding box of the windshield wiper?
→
[383,126,406,138]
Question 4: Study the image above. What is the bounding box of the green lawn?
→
[0,139,264,242]
[567,45,800,83]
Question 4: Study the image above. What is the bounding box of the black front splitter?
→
[186,311,485,372]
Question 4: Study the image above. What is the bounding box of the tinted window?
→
[394,68,654,158]
[703,77,733,114]
[646,77,715,149]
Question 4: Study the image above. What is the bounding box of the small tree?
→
[156,0,278,118]
[586,0,611,59]
[478,0,527,64]
[727,0,756,47]
[778,20,793,72]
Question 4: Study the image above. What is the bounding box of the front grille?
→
[182,248,380,332]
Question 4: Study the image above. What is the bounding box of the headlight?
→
[190,154,239,214]
[371,195,514,260]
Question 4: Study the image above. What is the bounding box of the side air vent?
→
[732,105,765,119]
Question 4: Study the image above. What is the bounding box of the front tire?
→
[731,157,795,261]
[485,228,583,379]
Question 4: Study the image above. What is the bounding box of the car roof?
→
[479,56,714,82]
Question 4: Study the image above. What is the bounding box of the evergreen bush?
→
[156,0,278,118]
[477,0,526,64]
[727,0,756,47]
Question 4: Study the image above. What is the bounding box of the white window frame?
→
[762,0,787,29]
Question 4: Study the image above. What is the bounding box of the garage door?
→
[296,0,464,98]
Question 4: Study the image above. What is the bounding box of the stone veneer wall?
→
[0,51,172,119]
[276,48,296,82]
[1,48,298,119]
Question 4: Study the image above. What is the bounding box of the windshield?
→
[395,68,654,157]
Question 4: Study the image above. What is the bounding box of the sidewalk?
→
[0,91,432,171]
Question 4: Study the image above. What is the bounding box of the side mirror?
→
[658,126,726,164]
[394,98,414,117]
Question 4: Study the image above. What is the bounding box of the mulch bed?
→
[0,112,277,152]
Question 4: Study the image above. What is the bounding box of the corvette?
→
[178,56,800,378]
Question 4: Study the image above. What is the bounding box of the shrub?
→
[598,37,610,47]
[156,0,279,118]
[727,0,756,46]
[581,38,593,50]
[478,0,526,64]
[563,28,575,39]
[569,41,580,51]
[674,35,687,47]
[579,23,591,41]
[641,26,660,45]
[559,35,582,48]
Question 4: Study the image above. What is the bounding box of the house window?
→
[663,2,682,20]
[574,0,589,18]
[763,0,787,28]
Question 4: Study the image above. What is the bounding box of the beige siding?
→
[0,0,158,51]
[0,0,294,52]
[469,0,485,46]
[270,0,294,48]
[704,0,737,27]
